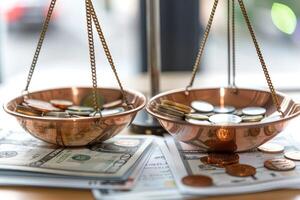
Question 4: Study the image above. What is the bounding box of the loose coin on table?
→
[50,99,73,110]
[258,143,284,153]
[242,107,266,116]
[214,106,235,114]
[225,164,256,177]
[284,151,300,161]
[264,158,296,171]
[209,114,242,125]
[181,175,213,187]
[191,100,214,113]
[25,99,61,113]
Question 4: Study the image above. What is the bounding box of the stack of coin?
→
[16,96,126,119]
[154,99,271,126]
[200,153,239,168]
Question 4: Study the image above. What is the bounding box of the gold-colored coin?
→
[258,143,284,153]
[181,175,213,187]
[161,100,192,114]
[15,105,41,116]
[25,99,60,113]
[284,151,300,161]
[103,99,123,109]
[242,115,264,123]
[185,113,209,120]
[225,164,256,177]
[264,158,296,171]
[50,99,73,110]
[158,104,185,116]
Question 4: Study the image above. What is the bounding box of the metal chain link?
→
[237,0,283,116]
[24,0,57,92]
[186,0,219,90]
[86,0,101,113]
[231,0,236,87]
[227,0,231,86]
[87,0,131,107]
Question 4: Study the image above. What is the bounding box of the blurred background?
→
[0,0,299,94]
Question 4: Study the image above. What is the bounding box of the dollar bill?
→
[165,133,300,196]
[93,138,185,200]
[0,129,152,179]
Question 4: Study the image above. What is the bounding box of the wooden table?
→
[1,187,300,200]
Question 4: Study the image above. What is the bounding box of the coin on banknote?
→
[264,158,296,171]
[284,151,300,161]
[103,99,123,109]
[81,93,105,109]
[242,115,264,123]
[50,99,73,109]
[242,107,266,116]
[207,153,239,167]
[161,100,192,113]
[181,175,213,187]
[15,105,41,116]
[185,118,211,125]
[185,113,209,121]
[191,101,214,113]
[258,143,284,153]
[225,164,256,177]
[114,139,140,147]
[25,99,61,112]
[209,114,242,124]
[214,106,235,114]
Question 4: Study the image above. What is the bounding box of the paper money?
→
[93,138,184,200]
[165,134,300,196]
[0,130,152,179]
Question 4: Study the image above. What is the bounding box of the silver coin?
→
[214,106,235,114]
[185,118,211,125]
[89,107,125,117]
[209,114,242,125]
[242,107,266,116]
[191,101,214,113]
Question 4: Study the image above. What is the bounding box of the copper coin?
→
[15,105,41,116]
[284,151,300,161]
[181,175,213,187]
[25,99,61,113]
[50,99,73,109]
[207,153,239,167]
[264,158,296,171]
[258,143,284,153]
[225,164,256,177]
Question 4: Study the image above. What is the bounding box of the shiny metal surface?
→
[147,87,300,152]
[4,87,146,147]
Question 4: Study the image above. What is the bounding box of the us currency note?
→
[165,132,300,196]
[93,138,185,200]
[0,129,152,179]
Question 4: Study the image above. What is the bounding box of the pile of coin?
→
[155,99,271,125]
[15,94,126,118]
[181,143,300,187]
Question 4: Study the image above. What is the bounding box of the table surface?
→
[1,72,300,200]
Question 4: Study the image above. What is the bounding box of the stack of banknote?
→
[0,129,153,190]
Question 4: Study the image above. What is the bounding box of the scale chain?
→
[24,0,57,93]
[187,0,219,91]
[87,0,131,108]
[237,0,283,116]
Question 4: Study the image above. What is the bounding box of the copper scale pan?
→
[4,87,146,147]
[147,87,300,152]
